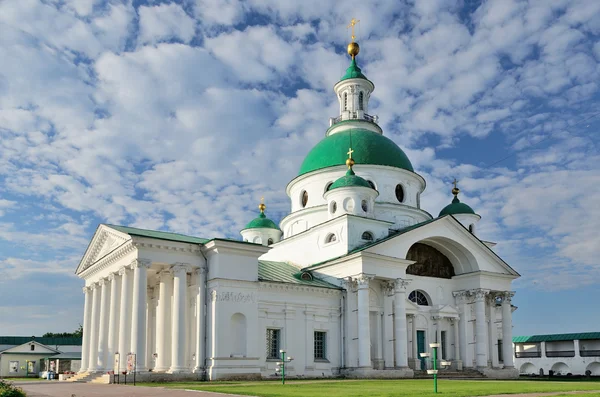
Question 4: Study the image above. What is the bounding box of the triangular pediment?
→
[434,304,459,317]
[75,224,131,275]
[2,341,60,354]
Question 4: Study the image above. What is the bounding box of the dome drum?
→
[324,184,378,220]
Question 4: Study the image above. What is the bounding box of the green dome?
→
[299,129,414,176]
[439,197,476,217]
[328,168,374,191]
[341,58,368,81]
[243,212,280,230]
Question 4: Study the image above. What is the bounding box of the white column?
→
[454,291,471,367]
[107,272,121,372]
[97,278,111,370]
[131,258,151,372]
[355,274,373,368]
[88,283,101,372]
[411,314,417,362]
[155,270,172,372]
[169,263,189,373]
[394,278,410,368]
[80,286,93,372]
[488,297,499,368]
[382,283,394,369]
[453,319,460,361]
[502,292,515,368]
[194,267,207,373]
[117,266,132,372]
[436,317,443,362]
[474,289,489,368]
[145,286,156,370]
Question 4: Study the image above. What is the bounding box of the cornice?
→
[258,282,342,296]
[79,241,136,279]
[132,238,202,254]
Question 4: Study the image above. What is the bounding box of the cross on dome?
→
[346,147,355,169]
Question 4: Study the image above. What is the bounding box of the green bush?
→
[0,380,27,397]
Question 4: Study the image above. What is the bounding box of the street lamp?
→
[420,343,452,394]
[275,349,294,385]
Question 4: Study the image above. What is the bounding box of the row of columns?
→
[80,260,207,374]
[352,274,411,369]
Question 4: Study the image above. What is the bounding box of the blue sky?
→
[0,0,599,337]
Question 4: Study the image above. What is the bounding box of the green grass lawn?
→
[140,379,600,397]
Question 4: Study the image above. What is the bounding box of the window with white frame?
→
[266,328,281,359]
[314,331,327,360]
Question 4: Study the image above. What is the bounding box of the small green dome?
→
[341,58,368,81]
[299,129,414,176]
[328,167,374,191]
[243,212,280,231]
[439,197,476,217]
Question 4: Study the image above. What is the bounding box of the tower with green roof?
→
[438,179,481,234]
[240,200,283,246]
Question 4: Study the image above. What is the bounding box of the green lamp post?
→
[275,349,294,385]
[420,343,452,394]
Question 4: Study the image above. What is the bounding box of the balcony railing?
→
[331,112,378,126]
[546,350,575,358]
[515,352,541,358]
[580,350,600,357]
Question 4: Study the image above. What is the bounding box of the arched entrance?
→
[520,362,536,375]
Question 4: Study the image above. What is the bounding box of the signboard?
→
[126,353,136,373]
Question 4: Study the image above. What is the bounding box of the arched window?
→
[325,233,337,243]
[367,180,376,190]
[361,231,373,241]
[361,199,368,212]
[30,344,35,351]
[395,184,405,203]
[301,190,308,208]
[253,236,262,244]
[359,91,364,110]
[408,290,430,306]
[325,182,333,193]
[300,272,313,281]
[330,201,337,214]
[468,224,475,233]
[343,92,348,110]
[268,238,274,245]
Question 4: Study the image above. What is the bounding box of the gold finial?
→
[258,197,266,213]
[347,18,360,58]
[346,147,355,168]
[451,178,460,196]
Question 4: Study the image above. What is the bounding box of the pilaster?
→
[354,273,373,368]
[131,258,151,372]
[393,278,410,369]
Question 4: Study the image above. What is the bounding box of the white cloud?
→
[138,3,196,45]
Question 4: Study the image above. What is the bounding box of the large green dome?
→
[299,129,414,176]
[439,197,476,217]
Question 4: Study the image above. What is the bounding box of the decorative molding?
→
[108,272,117,281]
[471,288,490,300]
[383,281,395,297]
[258,282,342,296]
[353,273,374,289]
[82,286,91,294]
[394,278,411,293]
[171,262,191,275]
[195,267,208,275]
[98,277,107,286]
[502,291,515,304]
[131,258,152,269]
[80,241,136,279]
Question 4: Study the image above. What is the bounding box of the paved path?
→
[13,381,249,397]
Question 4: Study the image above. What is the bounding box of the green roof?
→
[258,261,340,289]
[0,336,82,346]
[438,197,476,217]
[299,129,414,176]
[341,58,368,81]
[328,167,374,191]
[513,333,600,343]
[107,224,209,244]
[242,212,280,231]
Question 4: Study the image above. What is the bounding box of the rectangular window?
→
[441,331,447,359]
[9,361,19,373]
[498,339,504,362]
[266,329,281,359]
[314,331,327,360]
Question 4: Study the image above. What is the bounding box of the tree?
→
[42,325,83,338]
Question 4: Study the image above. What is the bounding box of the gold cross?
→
[347,18,360,41]
[347,147,354,159]
[260,196,264,204]
[452,178,458,189]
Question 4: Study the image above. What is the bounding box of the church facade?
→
[75,39,520,380]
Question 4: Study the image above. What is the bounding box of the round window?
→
[361,199,368,212]
[395,184,405,203]
[301,190,308,207]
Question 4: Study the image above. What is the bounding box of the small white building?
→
[74,39,520,381]
[514,333,600,376]
[0,336,82,377]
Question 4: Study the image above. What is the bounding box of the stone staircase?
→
[65,372,109,384]
[413,369,486,379]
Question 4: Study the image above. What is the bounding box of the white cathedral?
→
[75,39,520,381]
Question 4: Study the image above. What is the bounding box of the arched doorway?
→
[520,362,537,375]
